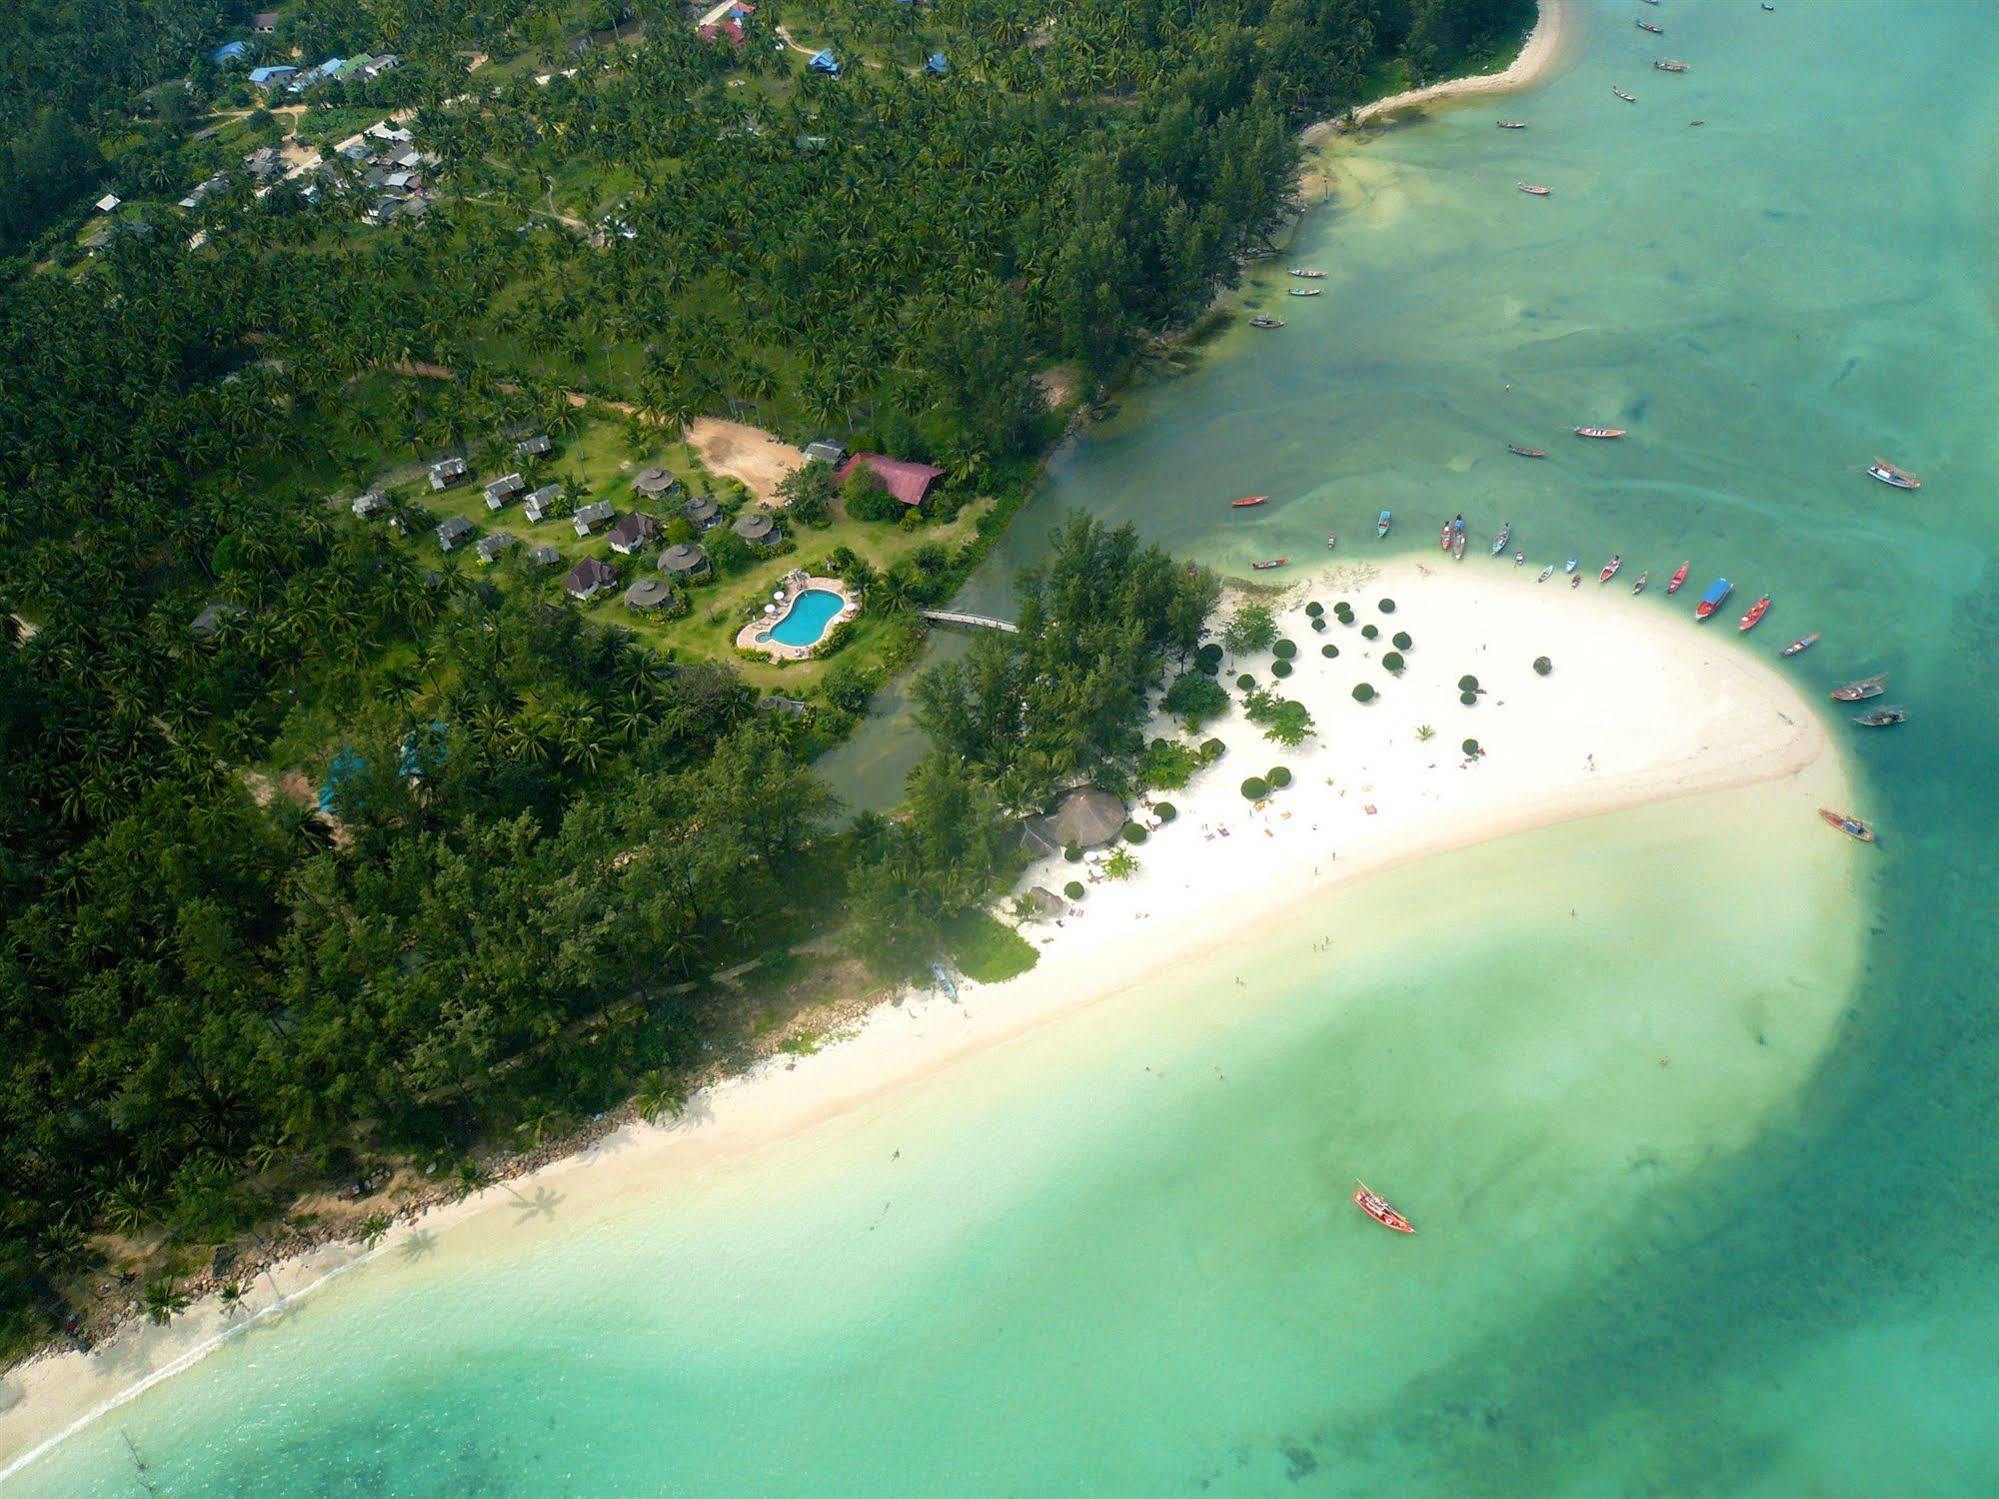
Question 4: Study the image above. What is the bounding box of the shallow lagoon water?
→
[12,1,1999,1491]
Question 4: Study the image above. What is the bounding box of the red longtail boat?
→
[1252,557,1289,571]
[1231,494,1269,509]
[1738,595,1772,632]
[1666,561,1690,594]
[1353,1183,1416,1234]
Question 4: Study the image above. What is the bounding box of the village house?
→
[210,40,249,66]
[684,493,721,530]
[483,472,526,510]
[572,500,617,537]
[188,601,247,638]
[733,509,781,548]
[435,514,475,551]
[632,466,677,501]
[252,11,278,33]
[476,532,515,564]
[94,194,121,214]
[607,512,658,555]
[350,490,387,518]
[523,485,564,523]
[244,145,286,178]
[657,542,711,582]
[527,543,562,567]
[563,557,618,601]
[177,173,228,210]
[803,439,848,466]
[247,65,295,90]
[515,431,554,459]
[428,456,469,490]
[836,452,945,509]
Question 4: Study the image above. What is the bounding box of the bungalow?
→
[366,121,414,143]
[364,54,401,77]
[607,511,658,555]
[244,145,286,177]
[515,431,554,459]
[572,499,617,536]
[211,40,249,66]
[397,197,429,223]
[623,578,672,612]
[252,11,278,33]
[696,19,746,47]
[177,173,228,210]
[657,542,711,581]
[632,466,677,501]
[288,58,346,94]
[563,556,618,601]
[336,55,377,81]
[476,532,515,563]
[924,51,950,75]
[483,472,526,510]
[1021,785,1127,856]
[428,456,469,490]
[523,484,565,523]
[248,65,295,88]
[382,170,420,193]
[684,492,721,530]
[435,514,475,551]
[367,197,402,224]
[350,490,387,518]
[526,543,562,567]
[836,452,945,509]
[188,601,247,638]
[733,509,781,547]
[94,193,121,214]
[336,137,374,162]
[808,49,840,75]
[802,439,847,466]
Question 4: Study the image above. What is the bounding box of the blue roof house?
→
[211,40,250,65]
[808,49,840,75]
[924,51,949,75]
[249,64,296,86]
[398,723,449,780]
[318,749,367,815]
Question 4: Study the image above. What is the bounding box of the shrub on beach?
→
[1460,690,1478,705]
[1154,802,1177,823]
[1223,603,1278,656]
[1237,673,1257,690]
[1198,642,1225,666]
[1378,598,1396,614]
[1142,737,1202,790]
[1122,822,1149,844]
[1534,656,1553,676]
[1352,682,1376,702]
[1064,841,1082,862]
[1311,616,1327,632]
[1320,643,1339,658]
[1271,659,1293,678]
[1064,881,1086,901]
[1273,639,1297,659]
[1267,766,1292,788]
[1241,776,1269,800]
[1306,602,1324,618]
[1392,631,1412,651]
[1361,623,1379,640]
[1462,739,1481,756]
[1458,674,1479,692]
[1164,670,1231,732]
[1201,737,1227,761]
[1382,651,1405,675]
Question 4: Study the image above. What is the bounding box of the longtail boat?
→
[1507,443,1546,458]
[1867,459,1921,489]
[1287,287,1323,297]
[1353,1183,1416,1234]
[1654,59,1690,73]
[1252,557,1288,571]
[1613,87,1637,103]
[1694,577,1733,620]
[1438,520,1454,551]
[1780,632,1821,657]
[1819,808,1876,844]
[1574,426,1627,439]
[1516,182,1552,196]
[1666,561,1691,594]
[1248,315,1285,330]
[1854,706,1909,728]
[1453,530,1468,561]
[1564,556,1580,574]
[1739,595,1772,631]
[1288,268,1327,278]
[1599,554,1623,583]
[1537,563,1555,582]
[1632,570,1650,594]
[1377,510,1392,539]
[1231,495,1268,508]
[1491,523,1512,555]
[1497,120,1528,129]
[1831,674,1887,702]
[1636,18,1664,34]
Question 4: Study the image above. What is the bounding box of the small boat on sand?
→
[1378,510,1393,539]
[1231,494,1268,509]
[1780,632,1821,657]
[1694,578,1733,620]
[1326,534,1338,549]
[1288,287,1323,297]
[1248,316,1285,330]
[1564,556,1580,574]
[1538,563,1555,583]
[1819,808,1876,843]
[1570,573,1582,589]
[1353,1183,1416,1234]
[1517,182,1552,196]
[1438,520,1454,551]
[1666,561,1690,594]
[1854,706,1909,728]
[1491,523,1512,556]
[1599,554,1623,583]
[1636,18,1664,34]
[1632,571,1650,594]
[1515,551,1526,566]
[1507,443,1546,458]
[1613,87,1637,103]
[1574,426,1627,439]
[1497,121,1528,130]
[1252,557,1288,571]
[1289,268,1327,279]
[1654,59,1690,73]
[1739,595,1772,632]
[1831,674,1887,702]
[1453,530,1468,561]
[1867,459,1921,489]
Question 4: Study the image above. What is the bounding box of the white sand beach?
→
[0,556,1853,1473]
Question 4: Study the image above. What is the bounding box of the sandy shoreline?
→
[0,557,1852,1477]
[1317,0,1572,142]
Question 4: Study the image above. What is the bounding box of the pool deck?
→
[735,572,860,661]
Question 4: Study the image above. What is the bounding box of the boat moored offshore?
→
[1694,578,1733,620]
[1831,674,1887,702]
[1353,1183,1416,1234]
[1780,632,1821,657]
[1739,595,1772,632]
[1867,459,1921,489]
[1666,561,1691,594]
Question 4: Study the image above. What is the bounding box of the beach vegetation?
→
[1382,651,1406,674]
[1200,738,1228,762]
[1306,602,1325,618]
[1378,599,1397,614]
[1143,737,1203,791]
[1321,643,1340,658]
[1393,632,1413,651]
[1534,656,1553,676]
[942,912,1039,984]
[1273,639,1298,660]
[1416,723,1436,742]
[1463,739,1481,756]
[1361,624,1380,640]
[1353,683,1378,703]
[632,1070,690,1124]
[142,1278,191,1328]
[1122,822,1149,845]
[1064,841,1084,863]
[1238,673,1258,690]
[1459,674,1481,692]
[1153,803,1177,823]
[1461,691,1478,706]
[1223,603,1278,656]
[1198,643,1226,667]
[1272,659,1294,678]
[1267,767,1293,788]
[1103,848,1139,881]
[1244,687,1316,745]
[1240,777,1270,800]
[1064,881,1087,902]
[1164,671,1231,732]
[1312,616,1328,632]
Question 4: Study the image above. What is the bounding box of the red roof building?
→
[835,453,946,508]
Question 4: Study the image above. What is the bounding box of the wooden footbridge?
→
[919,609,1018,634]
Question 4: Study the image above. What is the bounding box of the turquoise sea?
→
[10,2,1999,1492]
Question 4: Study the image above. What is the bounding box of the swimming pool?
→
[767,587,846,647]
